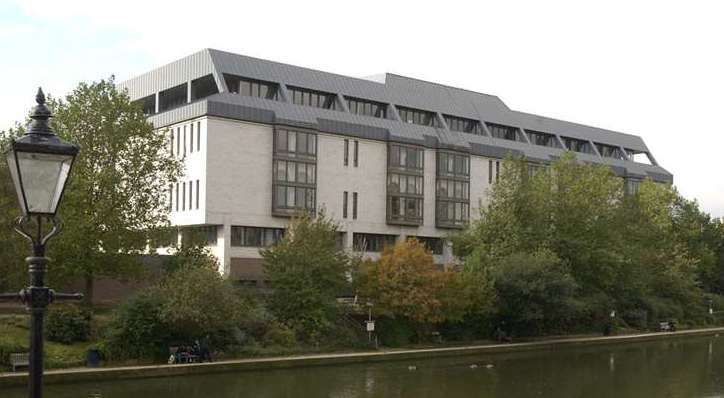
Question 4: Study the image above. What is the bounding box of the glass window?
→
[527,130,561,148]
[444,115,483,134]
[562,136,594,154]
[231,226,285,247]
[486,123,522,142]
[397,106,441,127]
[224,74,279,100]
[345,97,387,118]
[353,233,397,252]
[288,86,337,110]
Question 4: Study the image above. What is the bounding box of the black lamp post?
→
[0,88,82,398]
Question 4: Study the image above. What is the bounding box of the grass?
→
[0,315,89,370]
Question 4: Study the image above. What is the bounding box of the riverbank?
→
[1,326,723,388]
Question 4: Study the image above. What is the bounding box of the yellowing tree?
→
[360,239,451,324]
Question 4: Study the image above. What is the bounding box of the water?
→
[4,335,723,397]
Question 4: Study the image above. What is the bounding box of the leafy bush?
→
[103,290,170,360]
[46,305,91,344]
[376,317,417,347]
[104,265,245,360]
[261,322,297,348]
[0,340,27,369]
[492,250,581,336]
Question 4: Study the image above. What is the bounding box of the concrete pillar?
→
[154,92,160,114]
[220,223,232,276]
[187,81,192,103]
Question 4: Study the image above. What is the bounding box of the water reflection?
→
[4,336,723,398]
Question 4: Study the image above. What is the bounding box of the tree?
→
[2,77,182,304]
[261,212,351,342]
[491,250,580,336]
[358,238,485,326]
[454,152,714,332]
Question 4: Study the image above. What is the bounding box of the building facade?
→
[119,49,673,285]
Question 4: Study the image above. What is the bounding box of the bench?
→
[659,321,676,332]
[167,346,199,364]
[9,353,29,372]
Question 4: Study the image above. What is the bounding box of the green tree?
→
[261,212,351,342]
[492,250,580,336]
[0,78,182,304]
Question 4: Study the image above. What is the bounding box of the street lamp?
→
[0,88,82,398]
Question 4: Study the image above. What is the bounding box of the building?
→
[119,49,673,285]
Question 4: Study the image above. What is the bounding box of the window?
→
[353,233,397,252]
[387,144,424,225]
[594,143,626,160]
[196,121,200,151]
[487,123,523,142]
[170,129,174,156]
[625,149,654,165]
[182,182,186,211]
[168,184,173,211]
[182,226,217,246]
[175,183,179,211]
[230,226,284,247]
[344,139,349,166]
[159,83,187,112]
[397,106,441,127]
[496,161,500,182]
[335,232,346,250]
[190,75,219,101]
[183,125,187,157]
[190,123,194,153]
[444,115,484,135]
[133,94,156,116]
[188,180,193,210]
[527,130,561,148]
[436,152,470,228]
[625,178,641,195]
[224,74,279,100]
[176,128,180,156]
[488,160,493,184]
[343,191,348,219]
[352,192,358,220]
[273,128,317,215]
[409,236,444,255]
[195,180,199,209]
[346,96,387,118]
[562,136,594,154]
[353,140,359,167]
[288,86,337,110]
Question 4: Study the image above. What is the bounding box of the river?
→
[4,335,723,397]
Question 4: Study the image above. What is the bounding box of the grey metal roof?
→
[118,48,672,182]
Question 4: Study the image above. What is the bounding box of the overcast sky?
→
[1,0,721,216]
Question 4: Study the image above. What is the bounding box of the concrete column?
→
[219,223,232,276]
[187,81,192,103]
[154,92,160,113]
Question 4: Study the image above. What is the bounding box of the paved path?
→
[1,326,723,387]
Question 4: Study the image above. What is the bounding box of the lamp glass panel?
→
[17,151,73,214]
[5,151,27,213]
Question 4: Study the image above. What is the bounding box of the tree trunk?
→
[83,273,94,308]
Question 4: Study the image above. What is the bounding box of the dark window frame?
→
[436,151,470,229]
[387,143,425,226]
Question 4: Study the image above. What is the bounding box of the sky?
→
[0,0,721,217]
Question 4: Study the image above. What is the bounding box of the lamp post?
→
[0,88,82,398]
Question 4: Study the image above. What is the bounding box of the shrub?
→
[376,317,417,347]
[261,322,297,348]
[0,340,27,370]
[45,305,91,344]
[103,290,170,360]
[492,250,581,336]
